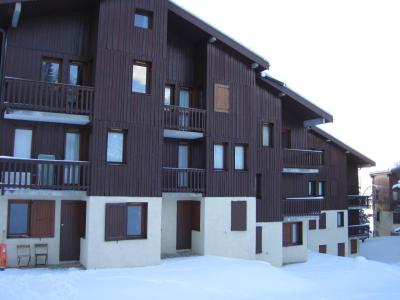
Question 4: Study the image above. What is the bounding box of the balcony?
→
[348,224,370,239]
[1,77,94,124]
[163,105,206,139]
[348,195,371,208]
[162,167,205,193]
[0,157,90,193]
[283,196,324,217]
[282,149,323,173]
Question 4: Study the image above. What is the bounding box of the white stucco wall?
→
[0,193,86,267]
[82,196,162,269]
[255,222,283,267]
[282,219,308,264]
[202,197,256,260]
[374,211,398,236]
[307,210,348,256]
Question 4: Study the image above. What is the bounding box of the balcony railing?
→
[348,224,370,238]
[162,167,205,193]
[0,157,90,192]
[1,77,94,115]
[164,105,206,132]
[283,196,324,217]
[348,195,371,208]
[283,149,323,169]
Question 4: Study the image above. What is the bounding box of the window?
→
[308,181,316,196]
[319,212,326,229]
[234,145,247,170]
[133,10,153,29]
[213,144,226,170]
[14,128,32,158]
[350,239,357,254]
[338,242,345,257]
[317,181,325,196]
[69,62,84,85]
[393,191,399,201]
[319,244,327,254]
[132,61,151,94]
[337,212,344,227]
[262,123,273,147]
[214,84,229,113]
[105,203,148,241]
[7,200,55,238]
[283,222,302,246]
[393,212,400,224]
[164,85,174,105]
[309,219,317,230]
[41,57,61,83]
[231,201,247,231]
[256,226,262,254]
[107,130,126,163]
[376,211,380,222]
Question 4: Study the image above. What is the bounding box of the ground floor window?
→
[283,222,302,246]
[350,239,358,254]
[338,242,345,256]
[105,202,148,241]
[319,244,327,253]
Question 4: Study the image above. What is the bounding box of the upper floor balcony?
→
[0,156,90,194]
[282,148,323,174]
[348,195,371,209]
[1,77,94,125]
[162,167,205,194]
[163,105,206,140]
[283,196,324,217]
[348,224,370,239]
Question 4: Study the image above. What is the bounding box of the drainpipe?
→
[0,28,7,100]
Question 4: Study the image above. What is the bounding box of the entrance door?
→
[176,201,193,250]
[178,144,189,187]
[60,201,85,261]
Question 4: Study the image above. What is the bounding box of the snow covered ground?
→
[360,236,400,266]
[1,252,399,300]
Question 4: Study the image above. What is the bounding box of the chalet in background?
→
[371,166,400,236]
[0,0,374,268]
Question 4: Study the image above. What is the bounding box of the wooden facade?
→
[0,0,374,224]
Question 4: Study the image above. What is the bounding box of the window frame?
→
[41,57,62,83]
[283,222,303,247]
[13,127,34,159]
[213,143,226,171]
[164,84,175,106]
[106,129,127,164]
[262,123,274,147]
[132,60,152,94]
[308,180,316,197]
[126,202,148,240]
[337,211,345,227]
[234,144,247,171]
[317,181,325,196]
[7,200,31,238]
[133,9,153,29]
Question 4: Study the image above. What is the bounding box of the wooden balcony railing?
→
[283,197,324,217]
[1,77,94,115]
[348,224,370,238]
[348,195,371,208]
[283,149,323,169]
[164,105,206,132]
[162,167,205,193]
[0,157,90,192]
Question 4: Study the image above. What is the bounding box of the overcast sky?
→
[173,0,400,190]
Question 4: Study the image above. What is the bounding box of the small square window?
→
[134,10,153,29]
[132,61,151,94]
[262,123,273,147]
[234,145,247,170]
[107,130,126,163]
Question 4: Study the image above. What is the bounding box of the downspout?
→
[0,28,7,100]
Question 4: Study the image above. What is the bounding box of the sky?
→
[173,0,400,191]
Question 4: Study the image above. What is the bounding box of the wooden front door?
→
[60,201,85,261]
[176,201,193,250]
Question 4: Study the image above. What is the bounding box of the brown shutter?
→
[256,226,262,254]
[319,244,327,253]
[338,242,345,256]
[231,201,247,231]
[282,223,292,247]
[309,219,317,230]
[319,212,326,229]
[105,203,126,241]
[214,84,229,113]
[191,201,201,231]
[30,200,55,238]
[80,202,86,238]
[350,239,357,254]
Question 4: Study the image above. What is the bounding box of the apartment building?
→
[371,166,400,236]
[0,0,374,269]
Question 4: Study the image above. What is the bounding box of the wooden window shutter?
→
[256,226,262,254]
[231,201,247,231]
[105,203,126,241]
[338,242,345,257]
[191,201,201,231]
[350,239,357,254]
[309,219,317,230]
[319,212,326,229]
[319,244,327,254]
[214,84,229,113]
[30,200,55,238]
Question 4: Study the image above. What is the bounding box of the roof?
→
[168,1,270,71]
[310,127,375,168]
[370,165,400,177]
[258,75,334,123]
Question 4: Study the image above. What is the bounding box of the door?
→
[178,144,189,187]
[176,201,193,250]
[64,132,80,184]
[60,201,85,261]
[178,89,190,128]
